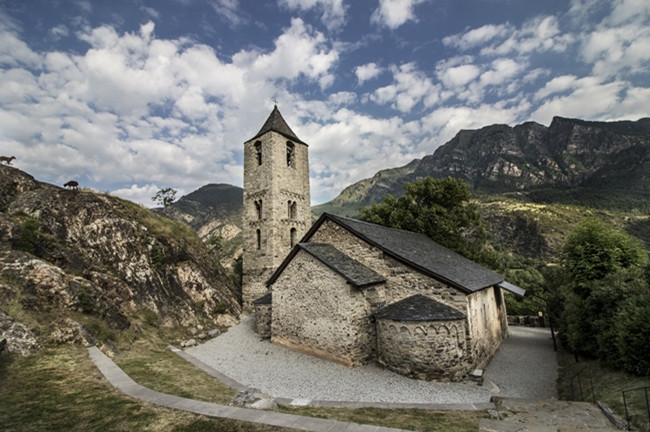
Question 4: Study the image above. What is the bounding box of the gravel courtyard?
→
[187,317,558,405]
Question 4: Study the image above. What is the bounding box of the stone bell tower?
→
[241,105,311,311]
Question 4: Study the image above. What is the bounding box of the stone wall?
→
[376,318,469,381]
[242,128,310,311]
[466,286,508,369]
[253,303,272,339]
[270,250,375,366]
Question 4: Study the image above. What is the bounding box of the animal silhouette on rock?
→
[64,180,79,190]
[0,156,16,165]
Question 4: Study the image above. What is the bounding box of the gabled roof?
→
[303,213,505,294]
[267,243,385,289]
[375,294,466,321]
[247,105,307,145]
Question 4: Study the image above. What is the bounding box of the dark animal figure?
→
[64,180,79,190]
[0,156,16,165]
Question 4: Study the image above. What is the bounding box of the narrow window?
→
[289,201,297,219]
[290,228,297,247]
[255,200,262,220]
[255,141,262,166]
[286,141,295,167]
[256,229,261,250]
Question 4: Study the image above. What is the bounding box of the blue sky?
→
[1,0,649,206]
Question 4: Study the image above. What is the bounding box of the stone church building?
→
[242,106,525,382]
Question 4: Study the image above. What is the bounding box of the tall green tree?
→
[360,176,499,268]
[558,218,649,373]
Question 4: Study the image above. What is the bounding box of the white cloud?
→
[279,0,347,30]
[209,0,247,27]
[530,77,625,124]
[0,31,42,68]
[578,3,650,78]
[371,63,439,112]
[443,23,510,50]
[370,0,426,30]
[436,64,480,88]
[234,18,338,85]
[534,75,578,100]
[355,62,381,84]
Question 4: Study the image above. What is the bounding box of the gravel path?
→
[187,317,557,405]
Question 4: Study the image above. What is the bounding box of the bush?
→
[15,217,40,254]
[615,295,650,376]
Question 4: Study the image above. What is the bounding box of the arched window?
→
[287,200,297,219]
[256,229,261,250]
[286,141,295,167]
[255,141,262,166]
[255,200,263,220]
[290,228,297,247]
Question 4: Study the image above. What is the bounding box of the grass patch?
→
[557,348,650,431]
[115,346,237,405]
[0,346,294,431]
[277,405,487,432]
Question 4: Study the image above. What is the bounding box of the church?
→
[241,106,525,382]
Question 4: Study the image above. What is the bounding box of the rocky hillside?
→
[0,165,240,356]
[315,116,650,216]
[162,184,243,268]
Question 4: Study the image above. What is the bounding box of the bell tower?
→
[241,105,311,311]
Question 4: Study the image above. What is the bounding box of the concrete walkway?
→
[88,346,411,432]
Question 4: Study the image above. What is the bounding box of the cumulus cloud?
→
[0,15,342,203]
[370,0,426,29]
[370,63,440,112]
[578,0,650,78]
[355,62,382,84]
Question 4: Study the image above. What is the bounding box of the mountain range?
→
[165,116,650,264]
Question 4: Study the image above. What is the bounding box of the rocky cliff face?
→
[416,116,650,192]
[313,117,650,218]
[0,165,240,356]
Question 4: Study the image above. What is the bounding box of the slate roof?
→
[268,243,385,288]
[374,294,466,321]
[497,281,526,298]
[304,213,505,294]
[248,105,307,145]
[252,292,272,305]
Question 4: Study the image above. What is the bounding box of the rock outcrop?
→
[0,165,240,355]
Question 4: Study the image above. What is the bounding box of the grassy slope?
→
[557,347,650,431]
[0,341,486,432]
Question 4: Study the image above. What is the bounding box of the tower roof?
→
[248,105,307,145]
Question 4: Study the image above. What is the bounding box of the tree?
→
[359,176,499,268]
[557,218,649,372]
[152,188,177,208]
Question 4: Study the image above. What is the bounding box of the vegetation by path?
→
[0,347,291,432]
[557,347,650,431]
[1,343,489,432]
